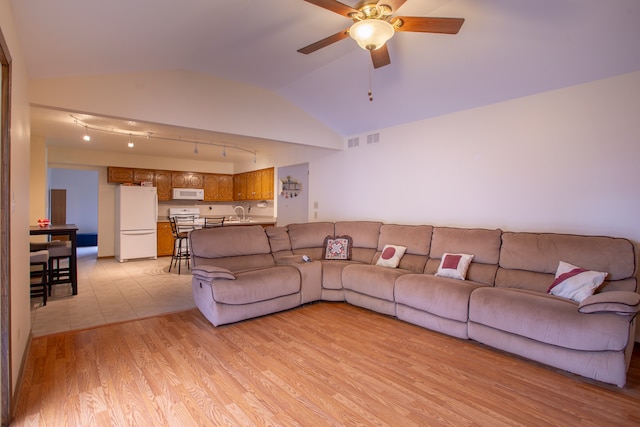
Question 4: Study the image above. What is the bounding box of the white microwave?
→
[172,188,205,200]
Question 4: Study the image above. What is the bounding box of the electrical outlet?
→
[314,211,318,219]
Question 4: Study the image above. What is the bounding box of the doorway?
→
[48,168,99,256]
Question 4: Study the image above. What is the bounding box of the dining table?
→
[29,223,79,295]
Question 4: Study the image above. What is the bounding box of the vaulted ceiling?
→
[11,0,640,161]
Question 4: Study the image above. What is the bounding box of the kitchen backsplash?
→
[158,200,275,219]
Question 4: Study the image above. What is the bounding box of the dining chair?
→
[30,250,49,306]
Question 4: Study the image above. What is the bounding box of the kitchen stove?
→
[168,207,205,230]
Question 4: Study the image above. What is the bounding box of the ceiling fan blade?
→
[395,17,465,34]
[297,29,350,54]
[302,0,358,17]
[377,0,407,13]
[371,44,391,69]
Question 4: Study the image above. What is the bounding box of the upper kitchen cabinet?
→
[233,167,274,200]
[233,173,247,200]
[260,168,274,199]
[107,167,134,183]
[172,172,204,188]
[204,174,234,201]
[133,169,155,184]
[155,171,172,201]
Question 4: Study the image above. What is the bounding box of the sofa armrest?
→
[578,291,640,315]
[192,266,236,280]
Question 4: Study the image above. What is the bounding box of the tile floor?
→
[30,247,195,337]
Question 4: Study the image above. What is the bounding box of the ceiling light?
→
[127,134,134,148]
[82,126,91,142]
[349,19,395,51]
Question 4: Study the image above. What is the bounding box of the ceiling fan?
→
[298,0,464,69]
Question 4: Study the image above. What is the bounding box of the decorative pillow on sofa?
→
[547,261,607,303]
[435,253,474,280]
[322,235,353,260]
[376,245,407,268]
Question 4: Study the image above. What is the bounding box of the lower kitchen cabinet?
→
[157,222,174,256]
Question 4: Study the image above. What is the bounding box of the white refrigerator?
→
[115,186,158,262]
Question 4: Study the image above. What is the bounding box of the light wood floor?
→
[13,303,640,426]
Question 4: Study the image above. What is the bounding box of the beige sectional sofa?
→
[189,222,639,387]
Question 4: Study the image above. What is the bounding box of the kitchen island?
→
[156,216,276,257]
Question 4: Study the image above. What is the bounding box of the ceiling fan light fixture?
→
[349,19,394,51]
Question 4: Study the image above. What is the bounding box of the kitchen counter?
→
[157,216,276,226]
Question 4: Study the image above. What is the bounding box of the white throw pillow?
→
[548,261,607,302]
[435,253,474,280]
[376,245,407,268]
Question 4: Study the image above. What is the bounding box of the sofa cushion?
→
[335,221,382,263]
[321,260,363,290]
[287,222,335,250]
[190,226,272,259]
[395,274,486,322]
[499,232,635,280]
[265,226,291,252]
[209,266,300,305]
[548,261,607,302]
[430,227,501,265]
[342,264,407,301]
[427,227,501,285]
[322,235,353,260]
[497,232,637,293]
[373,224,432,273]
[469,287,633,352]
[375,245,407,268]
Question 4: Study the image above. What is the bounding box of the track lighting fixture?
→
[70,114,257,159]
[82,126,91,142]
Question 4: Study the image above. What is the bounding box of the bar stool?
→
[30,250,49,306]
[169,217,191,274]
[47,240,73,295]
[204,216,225,228]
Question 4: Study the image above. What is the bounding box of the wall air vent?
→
[367,132,380,144]
[347,137,360,148]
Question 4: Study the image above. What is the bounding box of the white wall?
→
[277,163,309,226]
[1,0,33,397]
[311,71,640,243]
[29,70,343,150]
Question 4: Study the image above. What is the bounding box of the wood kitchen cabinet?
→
[204,174,233,201]
[155,171,173,201]
[248,170,262,200]
[234,173,247,200]
[233,167,274,200]
[107,167,134,183]
[133,169,155,184]
[260,167,274,199]
[172,172,204,188]
[107,166,274,201]
[157,222,174,257]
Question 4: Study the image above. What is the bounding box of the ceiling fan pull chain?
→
[369,68,373,101]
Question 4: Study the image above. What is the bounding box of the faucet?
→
[234,205,245,222]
